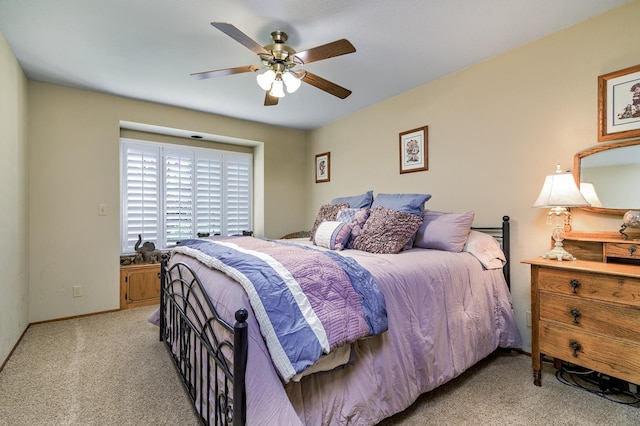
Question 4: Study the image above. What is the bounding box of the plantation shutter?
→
[121,142,160,253]
[225,154,252,235]
[164,149,194,247]
[121,139,253,253]
[196,155,223,236]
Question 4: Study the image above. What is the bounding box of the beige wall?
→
[27,82,309,322]
[0,33,29,364]
[309,1,640,352]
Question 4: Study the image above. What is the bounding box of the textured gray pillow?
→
[353,206,423,254]
[309,203,349,240]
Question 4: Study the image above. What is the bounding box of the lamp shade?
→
[282,71,301,93]
[533,165,590,208]
[256,69,276,91]
[579,182,603,208]
[269,79,285,98]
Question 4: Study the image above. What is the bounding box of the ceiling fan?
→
[191,22,356,106]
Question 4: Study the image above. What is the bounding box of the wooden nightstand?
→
[120,263,161,309]
[523,231,640,387]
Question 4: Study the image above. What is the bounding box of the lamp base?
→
[543,242,576,262]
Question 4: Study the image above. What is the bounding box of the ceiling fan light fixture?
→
[282,71,301,93]
[269,78,285,98]
[256,69,276,91]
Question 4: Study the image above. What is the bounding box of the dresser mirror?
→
[573,139,640,215]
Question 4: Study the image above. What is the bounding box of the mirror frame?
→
[573,138,640,215]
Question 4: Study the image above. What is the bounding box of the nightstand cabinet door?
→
[120,263,161,309]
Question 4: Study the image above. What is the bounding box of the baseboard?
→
[0,325,30,375]
[29,308,120,326]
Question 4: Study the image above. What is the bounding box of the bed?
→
[157,206,522,426]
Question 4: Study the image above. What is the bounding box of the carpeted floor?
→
[0,306,638,425]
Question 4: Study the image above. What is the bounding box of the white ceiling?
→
[0,0,630,130]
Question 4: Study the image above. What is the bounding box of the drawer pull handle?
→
[569,279,581,294]
[570,308,581,324]
[569,341,582,358]
[630,245,637,256]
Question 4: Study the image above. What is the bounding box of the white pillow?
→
[313,221,353,250]
[463,230,506,270]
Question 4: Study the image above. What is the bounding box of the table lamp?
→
[533,165,590,261]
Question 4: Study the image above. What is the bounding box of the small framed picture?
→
[315,152,330,183]
[598,64,640,142]
[399,126,428,174]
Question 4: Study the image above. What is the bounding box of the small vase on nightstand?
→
[620,210,640,240]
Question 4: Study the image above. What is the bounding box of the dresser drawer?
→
[539,291,640,343]
[539,321,640,385]
[538,268,640,306]
[605,242,640,261]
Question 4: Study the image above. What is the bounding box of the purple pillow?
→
[313,221,353,250]
[414,211,475,252]
[310,203,349,240]
[353,206,423,254]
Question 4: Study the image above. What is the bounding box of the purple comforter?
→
[168,239,522,425]
[172,237,387,382]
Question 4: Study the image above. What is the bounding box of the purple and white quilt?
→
[173,237,388,382]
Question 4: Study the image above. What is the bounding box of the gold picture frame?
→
[598,64,640,142]
[315,152,330,183]
[399,126,428,174]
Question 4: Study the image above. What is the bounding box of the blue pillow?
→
[331,190,374,209]
[371,193,432,216]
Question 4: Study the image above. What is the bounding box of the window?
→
[120,139,252,253]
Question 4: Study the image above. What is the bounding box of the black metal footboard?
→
[160,255,248,426]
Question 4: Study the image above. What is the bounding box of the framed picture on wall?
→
[598,64,640,142]
[399,126,428,174]
[315,152,330,183]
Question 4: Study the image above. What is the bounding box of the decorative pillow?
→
[331,190,374,209]
[414,211,475,252]
[464,230,506,270]
[310,203,349,240]
[370,193,432,216]
[336,207,371,249]
[353,206,423,254]
[313,221,354,250]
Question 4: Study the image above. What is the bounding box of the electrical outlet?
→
[72,285,83,298]
[98,204,107,216]
[526,311,532,327]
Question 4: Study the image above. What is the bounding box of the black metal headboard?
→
[471,215,511,289]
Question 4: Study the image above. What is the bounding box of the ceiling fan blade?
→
[211,22,269,56]
[191,65,259,80]
[295,39,356,64]
[302,72,352,99]
[264,92,279,106]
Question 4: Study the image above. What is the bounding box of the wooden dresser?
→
[522,231,640,387]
